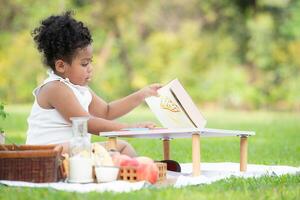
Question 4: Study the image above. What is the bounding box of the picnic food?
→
[135,156,159,184]
[92,143,114,166]
[65,144,162,184]
[113,154,139,167]
[113,154,159,184]
[160,96,181,112]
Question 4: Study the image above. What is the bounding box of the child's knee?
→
[117,139,132,149]
[93,140,136,157]
[116,140,137,157]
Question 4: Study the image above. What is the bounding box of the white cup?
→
[95,166,119,183]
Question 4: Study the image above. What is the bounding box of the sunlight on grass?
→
[1,104,299,166]
[0,104,299,199]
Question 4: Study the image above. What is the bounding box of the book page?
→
[145,79,206,128]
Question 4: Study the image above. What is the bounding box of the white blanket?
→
[173,162,300,187]
[1,162,299,193]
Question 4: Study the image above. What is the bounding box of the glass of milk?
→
[68,117,93,183]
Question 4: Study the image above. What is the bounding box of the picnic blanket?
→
[1,162,299,193]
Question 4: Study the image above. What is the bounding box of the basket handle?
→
[52,145,67,180]
[59,160,67,180]
[0,144,9,151]
[54,145,63,154]
[59,154,69,180]
[0,132,21,150]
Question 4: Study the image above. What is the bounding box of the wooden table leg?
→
[108,137,117,151]
[192,133,201,176]
[240,136,248,172]
[163,139,170,160]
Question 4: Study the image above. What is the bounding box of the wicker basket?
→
[118,162,167,182]
[0,144,64,183]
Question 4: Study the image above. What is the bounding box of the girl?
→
[26,12,161,157]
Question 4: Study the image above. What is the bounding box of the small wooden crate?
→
[0,144,64,183]
[119,162,167,182]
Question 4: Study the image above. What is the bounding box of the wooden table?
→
[99,128,255,176]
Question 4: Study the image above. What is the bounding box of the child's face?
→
[64,45,93,86]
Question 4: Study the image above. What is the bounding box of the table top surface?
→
[99,128,255,139]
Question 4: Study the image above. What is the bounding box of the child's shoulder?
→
[38,80,74,101]
[36,80,82,109]
[41,80,69,93]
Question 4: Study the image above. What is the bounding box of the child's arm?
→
[43,81,156,135]
[89,84,161,120]
[41,81,124,133]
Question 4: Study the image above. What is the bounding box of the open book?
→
[145,79,207,129]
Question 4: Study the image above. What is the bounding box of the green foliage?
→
[0,103,7,119]
[0,0,300,110]
[0,102,8,132]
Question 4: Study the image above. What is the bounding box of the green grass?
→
[0,104,299,199]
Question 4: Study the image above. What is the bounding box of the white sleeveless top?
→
[26,71,92,145]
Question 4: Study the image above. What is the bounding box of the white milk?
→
[68,156,93,183]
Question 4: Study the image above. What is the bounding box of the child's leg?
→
[97,139,137,157]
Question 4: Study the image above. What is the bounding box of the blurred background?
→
[0,0,300,111]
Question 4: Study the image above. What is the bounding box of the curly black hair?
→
[32,11,93,71]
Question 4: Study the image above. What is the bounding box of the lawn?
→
[0,104,299,200]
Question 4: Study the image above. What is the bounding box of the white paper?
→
[145,79,206,128]
[145,96,195,128]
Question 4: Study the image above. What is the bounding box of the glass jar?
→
[68,116,93,183]
[69,117,91,157]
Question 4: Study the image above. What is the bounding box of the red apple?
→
[120,157,139,167]
[135,156,154,164]
[112,154,139,167]
[112,154,129,166]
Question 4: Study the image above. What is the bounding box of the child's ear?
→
[55,59,66,73]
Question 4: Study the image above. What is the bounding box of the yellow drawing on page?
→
[160,96,181,112]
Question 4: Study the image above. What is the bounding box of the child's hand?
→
[139,83,162,99]
[129,121,157,129]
